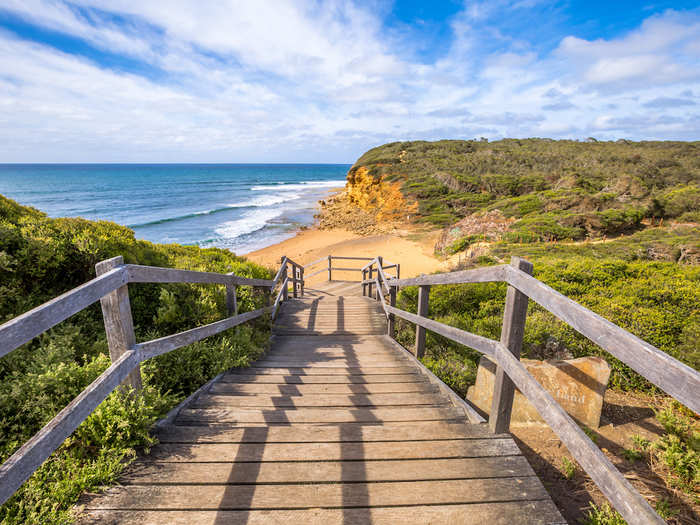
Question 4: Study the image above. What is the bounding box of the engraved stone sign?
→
[467,356,611,428]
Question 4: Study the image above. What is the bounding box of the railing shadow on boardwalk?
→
[210,337,376,525]
[2,253,698,525]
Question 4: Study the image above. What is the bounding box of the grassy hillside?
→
[346,139,700,392]
[350,139,699,241]
[0,195,272,523]
[348,140,700,512]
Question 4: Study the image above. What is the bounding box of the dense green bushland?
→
[351,139,699,394]
[350,139,699,236]
[0,195,272,523]
[395,249,700,394]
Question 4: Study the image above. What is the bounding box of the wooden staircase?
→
[80,281,564,524]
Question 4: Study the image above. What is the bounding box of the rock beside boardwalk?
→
[467,356,611,428]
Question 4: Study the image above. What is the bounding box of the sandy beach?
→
[246,225,453,284]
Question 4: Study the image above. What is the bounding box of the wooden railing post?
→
[368,264,374,299]
[362,269,367,296]
[327,255,332,281]
[225,273,237,317]
[415,284,430,358]
[376,256,383,302]
[95,256,142,392]
[293,264,298,299]
[489,256,533,434]
[300,266,304,297]
[396,263,400,280]
[282,258,289,302]
[388,286,396,338]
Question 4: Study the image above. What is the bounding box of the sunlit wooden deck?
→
[79,281,564,524]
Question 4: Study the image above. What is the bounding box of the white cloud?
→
[0,2,698,162]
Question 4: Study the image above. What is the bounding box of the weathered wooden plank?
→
[361,257,379,271]
[394,265,507,287]
[383,336,486,424]
[388,285,396,337]
[208,382,437,395]
[302,255,329,268]
[492,342,663,525]
[505,265,700,415]
[304,267,327,278]
[250,359,409,368]
[271,278,287,319]
[86,478,550,510]
[331,256,375,261]
[0,350,139,506]
[126,264,272,287]
[191,392,449,408]
[141,438,520,462]
[225,282,237,317]
[386,304,499,357]
[219,373,425,384]
[138,307,269,360]
[270,258,287,288]
[274,330,395,336]
[155,420,504,443]
[120,456,533,484]
[0,265,127,359]
[177,406,465,424]
[415,284,430,358]
[229,366,417,375]
[83,500,566,525]
[126,264,273,287]
[96,256,142,391]
[490,257,532,434]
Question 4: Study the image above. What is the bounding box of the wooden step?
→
[228,366,417,375]
[85,501,566,525]
[176,406,465,424]
[219,373,424,384]
[121,455,533,484]
[191,392,450,408]
[141,438,520,462]
[155,421,503,443]
[208,382,437,395]
[86,478,550,510]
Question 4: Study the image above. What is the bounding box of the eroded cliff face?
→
[346,166,417,221]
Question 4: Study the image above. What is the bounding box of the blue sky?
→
[0,1,698,163]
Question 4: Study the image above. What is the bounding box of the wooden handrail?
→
[302,256,328,268]
[0,256,287,506]
[361,257,379,272]
[504,266,700,415]
[0,349,140,505]
[393,265,507,287]
[271,257,288,288]
[271,277,289,319]
[138,308,270,360]
[2,250,694,524]
[368,253,698,523]
[127,264,273,287]
[0,266,128,359]
[382,300,662,524]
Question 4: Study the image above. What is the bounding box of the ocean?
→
[0,164,349,254]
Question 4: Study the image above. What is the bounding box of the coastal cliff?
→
[338,138,699,262]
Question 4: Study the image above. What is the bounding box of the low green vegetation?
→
[632,402,700,496]
[361,139,699,520]
[583,503,626,525]
[395,250,700,392]
[351,138,699,234]
[0,195,272,523]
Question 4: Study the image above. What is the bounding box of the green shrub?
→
[0,195,274,522]
[583,503,626,525]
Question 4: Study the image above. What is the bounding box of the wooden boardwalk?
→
[80,281,564,524]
